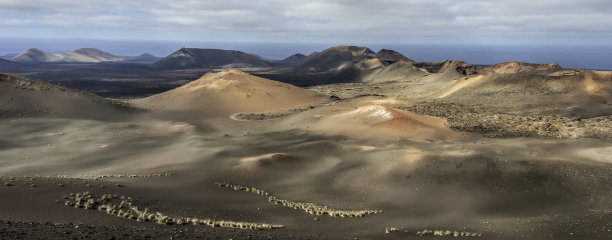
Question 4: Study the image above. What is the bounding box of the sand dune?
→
[131,70,328,118]
[284,97,469,140]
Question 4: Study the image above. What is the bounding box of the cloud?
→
[0,0,611,44]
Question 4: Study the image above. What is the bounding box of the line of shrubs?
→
[215,181,382,218]
[63,191,284,230]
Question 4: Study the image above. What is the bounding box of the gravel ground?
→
[0,220,333,240]
[399,102,612,139]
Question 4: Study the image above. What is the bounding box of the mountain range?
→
[293,46,411,73]
[9,48,159,63]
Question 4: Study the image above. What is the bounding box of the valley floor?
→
[1,65,611,239]
[1,108,611,239]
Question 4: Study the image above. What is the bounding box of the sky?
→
[1,0,612,69]
[1,0,611,45]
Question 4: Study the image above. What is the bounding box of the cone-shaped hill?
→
[154,48,272,69]
[11,48,63,63]
[131,70,329,118]
[64,48,125,62]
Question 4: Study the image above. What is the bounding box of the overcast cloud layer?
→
[1,0,611,45]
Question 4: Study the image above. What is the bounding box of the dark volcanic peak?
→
[282,53,308,64]
[154,48,272,69]
[295,45,377,72]
[279,52,320,66]
[22,48,44,54]
[323,45,375,56]
[375,49,413,63]
[294,45,418,72]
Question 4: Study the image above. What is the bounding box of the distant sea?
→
[1,38,611,70]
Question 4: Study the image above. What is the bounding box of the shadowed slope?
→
[0,73,136,120]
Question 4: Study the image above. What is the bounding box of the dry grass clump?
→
[63,191,283,230]
[215,181,382,218]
